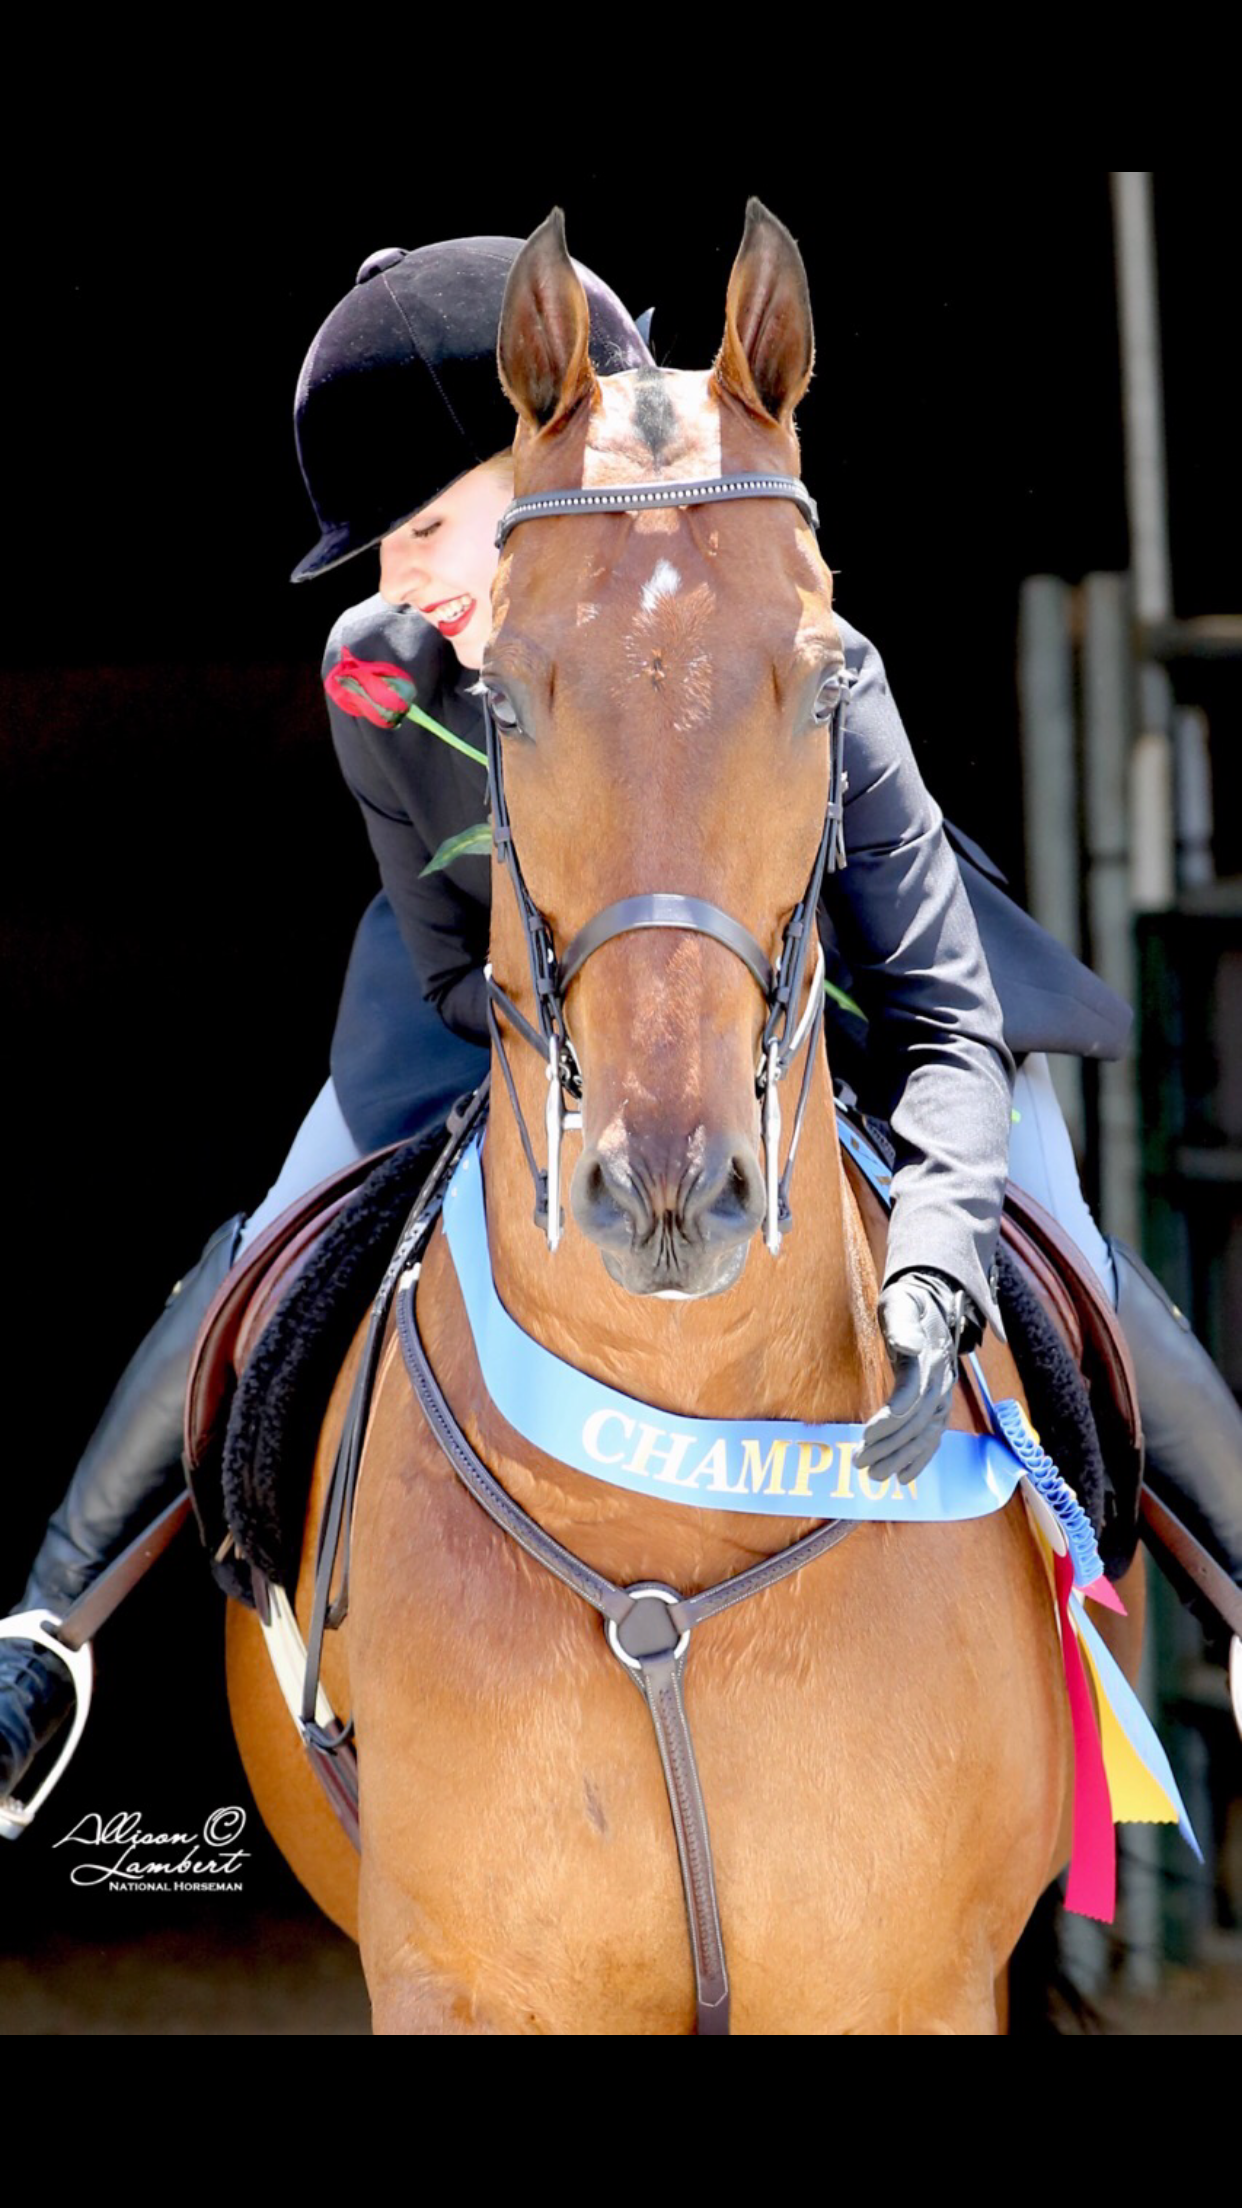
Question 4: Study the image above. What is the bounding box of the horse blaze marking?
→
[641,559,682,610]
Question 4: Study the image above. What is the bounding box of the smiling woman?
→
[378,451,515,663]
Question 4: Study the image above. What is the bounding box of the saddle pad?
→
[186,1131,450,1603]
[1002,1180,1144,1572]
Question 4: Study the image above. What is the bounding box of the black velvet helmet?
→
[292,236,654,583]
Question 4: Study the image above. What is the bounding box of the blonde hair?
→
[482,446,516,482]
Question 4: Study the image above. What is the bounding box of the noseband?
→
[483,471,849,1258]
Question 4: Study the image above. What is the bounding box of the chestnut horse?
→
[227,201,1141,2033]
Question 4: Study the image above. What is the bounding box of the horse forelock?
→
[587,368,726,490]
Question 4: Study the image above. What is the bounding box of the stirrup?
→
[0,1611,94,1839]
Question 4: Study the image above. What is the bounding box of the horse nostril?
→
[572,1150,647,1247]
[685,1146,766,1245]
[583,1160,609,1210]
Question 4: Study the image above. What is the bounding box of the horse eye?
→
[485,686,525,738]
[813,673,846,725]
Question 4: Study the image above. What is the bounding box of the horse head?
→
[485,198,845,1302]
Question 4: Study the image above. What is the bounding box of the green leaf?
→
[402,699,489,767]
[824,976,866,1022]
[420,823,493,877]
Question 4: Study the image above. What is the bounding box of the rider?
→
[3,229,1239,1813]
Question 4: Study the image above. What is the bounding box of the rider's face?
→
[379,458,513,671]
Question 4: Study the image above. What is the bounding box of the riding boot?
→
[1108,1235,1242,1624]
[0,1212,244,1801]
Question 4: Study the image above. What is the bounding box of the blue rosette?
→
[991,1395,1104,1588]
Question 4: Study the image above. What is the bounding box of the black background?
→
[3,166,1240,1937]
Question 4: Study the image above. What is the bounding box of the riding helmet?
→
[291,236,655,583]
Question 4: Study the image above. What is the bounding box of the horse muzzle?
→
[570,1131,766,1298]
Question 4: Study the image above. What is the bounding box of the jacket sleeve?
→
[322,651,490,1048]
[824,626,1016,1333]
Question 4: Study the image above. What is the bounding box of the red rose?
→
[324,648,417,729]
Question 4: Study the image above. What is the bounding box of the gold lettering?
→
[736,1437,788,1497]
[626,1423,696,1484]
[682,1438,734,1492]
[790,1442,834,1499]
[857,1462,893,1502]
[831,1440,858,1499]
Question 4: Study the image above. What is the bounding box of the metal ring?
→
[605,1583,691,1672]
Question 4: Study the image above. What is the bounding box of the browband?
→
[496,473,819,550]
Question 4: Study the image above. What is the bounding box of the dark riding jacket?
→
[323,595,1132,1337]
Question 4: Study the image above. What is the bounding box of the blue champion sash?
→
[442,1132,1024,1524]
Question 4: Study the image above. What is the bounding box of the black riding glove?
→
[856,1269,985,1486]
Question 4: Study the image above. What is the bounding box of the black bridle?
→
[482,471,849,1257]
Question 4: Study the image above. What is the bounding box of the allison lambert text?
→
[53,1807,250,1888]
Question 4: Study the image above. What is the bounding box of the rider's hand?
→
[856,1269,984,1486]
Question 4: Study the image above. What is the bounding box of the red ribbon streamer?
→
[1054,1548,1116,1921]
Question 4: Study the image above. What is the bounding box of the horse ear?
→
[711,198,815,430]
[498,208,599,437]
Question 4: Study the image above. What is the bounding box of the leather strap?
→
[480,468,847,1260]
[1140,1488,1242,1641]
[496,472,820,549]
[42,1491,192,1652]
[393,1245,858,2035]
[607,1596,730,2034]
[560,895,774,999]
[249,1567,360,1849]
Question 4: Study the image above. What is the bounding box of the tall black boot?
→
[1109,1235,1242,1623]
[0,1212,244,1805]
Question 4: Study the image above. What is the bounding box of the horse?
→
[225,199,1145,2034]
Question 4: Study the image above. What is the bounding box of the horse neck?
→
[482,1015,886,1431]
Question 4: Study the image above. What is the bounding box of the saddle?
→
[183,1136,408,1573]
